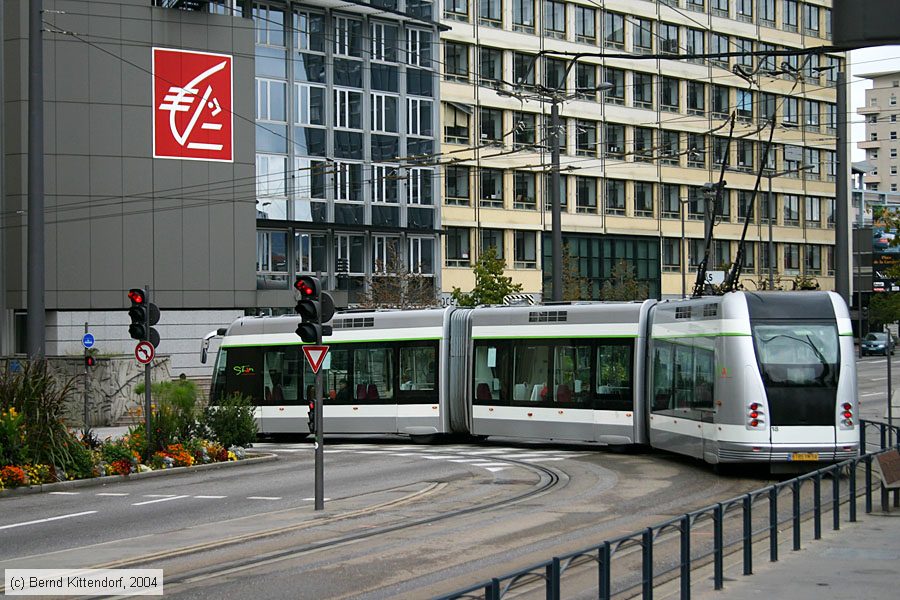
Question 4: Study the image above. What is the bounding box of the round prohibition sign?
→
[135,341,156,365]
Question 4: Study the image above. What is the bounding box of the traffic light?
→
[307,399,316,434]
[85,355,96,368]
[293,276,335,343]
[127,288,161,347]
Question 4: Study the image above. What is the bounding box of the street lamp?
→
[763,165,815,289]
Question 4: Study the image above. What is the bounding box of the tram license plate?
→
[791,452,819,461]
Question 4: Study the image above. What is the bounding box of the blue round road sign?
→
[82,333,95,349]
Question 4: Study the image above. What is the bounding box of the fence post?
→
[860,420,866,454]
[642,528,654,600]
[486,579,500,600]
[547,557,560,600]
[850,460,858,523]
[680,515,691,600]
[792,479,801,551]
[714,504,724,590]
[832,464,841,530]
[599,542,611,600]
[813,472,822,539]
[742,494,753,575]
[769,486,778,562]
[866,454,874,514]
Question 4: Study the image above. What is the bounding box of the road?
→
[0,355,888,598]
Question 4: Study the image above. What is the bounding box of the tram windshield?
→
[751,322,839,387]
[210,346,310,405]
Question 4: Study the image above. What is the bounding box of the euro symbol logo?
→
[158,60,227,152]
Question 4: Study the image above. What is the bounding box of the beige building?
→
[857,70,900,193]
[439,0,841,299]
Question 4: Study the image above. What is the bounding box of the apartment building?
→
[439,0,841,298]
[857,70,900,194]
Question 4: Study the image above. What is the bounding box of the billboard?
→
[152,48,233,162]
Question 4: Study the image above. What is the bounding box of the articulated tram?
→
[205,292,859,467]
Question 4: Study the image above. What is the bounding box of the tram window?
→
[210,348,228,404]
[326,347,352,402]
[400,346,436,391]
[262,348,303,405]
[353,346,394,402]
[223,346,264,405]
[513,344,550,403]
[693,347,715,409]
[652,342,674,411]
[553,345,591,404]
[474,344,509,404]
[674,344,694,410]
[596,343,633,410]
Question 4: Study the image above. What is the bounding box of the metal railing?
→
[438,419,900,600]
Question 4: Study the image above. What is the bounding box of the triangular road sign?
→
[303,345,330,374]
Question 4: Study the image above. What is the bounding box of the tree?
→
[598,260,648,301]
[868,294,900,329]
[357,252,438,309]
[561,243,592,301]
[451,246,523,307]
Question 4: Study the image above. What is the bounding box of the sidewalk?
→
[692,509,900,600]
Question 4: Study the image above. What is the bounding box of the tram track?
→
[70,456,564,598]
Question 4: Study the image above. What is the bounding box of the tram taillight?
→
[840,402,854,429]
[747,402,766,430]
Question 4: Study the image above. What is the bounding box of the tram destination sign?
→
[874,449,900,490]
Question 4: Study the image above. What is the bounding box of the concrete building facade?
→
[438,0,842,299]
[857,70,900,194]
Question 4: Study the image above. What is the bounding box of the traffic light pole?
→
[144,285,152,449]
[83,321,90,438]
[315,338,324,511]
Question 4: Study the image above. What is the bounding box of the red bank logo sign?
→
[152,48,233,162]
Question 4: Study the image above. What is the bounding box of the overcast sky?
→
[850,46,900,161]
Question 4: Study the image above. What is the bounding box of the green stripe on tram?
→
[222,336,442,348]
[472,334,638,340]
[651,332,751,340]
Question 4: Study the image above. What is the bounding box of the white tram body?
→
[207,291,859,466]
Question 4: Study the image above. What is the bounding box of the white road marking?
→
[48,492,80,495]
[354,450,393,454]
[448,458,492,463]
[193,495,226,499]
[522,457,566,462]
[0,511,97,531]
[872,377,888,381]
[468,462,512,467]
[421,455,454,460]
[323,450,347,453]
[247,496,282,501]
[485,467,508,472]
[96,493,129,496]
[142,494,176,498]
[132,495,190,506]
[388,453,418,456]
[861,392,883,397]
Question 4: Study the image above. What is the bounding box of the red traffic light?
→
[128,288,145,304]
[294,275,320,298]
[85,355,96,367]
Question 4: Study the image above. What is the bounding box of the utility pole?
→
[835,69,850,304]
[550,99,562,302]
[27,0,45,359]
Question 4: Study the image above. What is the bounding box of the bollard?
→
[769,487,778,562]
[486,579,500,600]
[599,542,611,600]
[850,462,858,523]
[866,455,874,514]
[792,479,801,551]
[547,557,560,600]
[642,528,654,600]
[714,504,724,590]
[833,465,841,530]
[813,473,822,539]
[743,495,753,575]
[680,515,691,600]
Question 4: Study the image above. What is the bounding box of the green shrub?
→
[202,393,257,448]
[0,407,28,466]
[135,380,200,450]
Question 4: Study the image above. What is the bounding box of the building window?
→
[686,28,705,63]
[660,130,681,165]
[736,0,753,22]
[576,120,597,156]
[443,102,470,144]
[408,237,434,274]
[661,184,680,218]
[446,227,471,266]
[759,93,776,123]
[513,111,537,149]
[575,63,596,100]
[294,9,325,52]
[480,107,503,144]
[480,47,503,86]
[408,97,433,137]
[604,68,625,104]
[371,93,398,133]
[372,164,399,203]
[370,22,398,62]
[576,176,597,213]
[634,127,654,162]
[663,238,682,273]
[604,12,625,48]
[805,245,821,275]
[514,230,538,268]
[513,52,536,88]
[407,29,432,67]
[660,77,680,112]
[513,0,536,33]
[737,139,754,171]
[295,83,326,126]
[481,228,504,259]
[606,179,625,215]
[256,154,287,199]
[257,230,288,276]
[804,147,820,178]
[575,6,596,43]
[333,16,362,57]
[254,3,286,46]
[710,33,729,68]
[256,78,286,122]
[336,234,365,275]
[633,72,653,108]
[805,100,820,131]
[783,195,800,226]
[372,235,400,272]
[543,0,566,39]
[444,0,469,21]
[783,97,799,125]
[480,168,504,208]
[408,167,433,205]
[688,0,706,13]
[295,157,327,201]
[445,166,470,205]
[783,0,798,31]
[633,17,652,53]
[635,182,654,217]
[444,42,469,82]
[544,57,567,91]
[738,190,755,223]
[605,123,625,158]
[334,88,363,129]
[687,133,706,168]
[712,85,729,118]
[687,81,705,115]
[783,243,800,272]
[759,0,775,25]
[659,22,679,55]
[805,196,820,227]
[334,162,362,202]
[294,232,327,274]
[478,0,501,27]
[736,89,753,121]
[514,171,538,210]
[803,3,819,36]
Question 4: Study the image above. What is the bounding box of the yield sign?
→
[303,345,330,374]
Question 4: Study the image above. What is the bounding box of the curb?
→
[0,453,279,498]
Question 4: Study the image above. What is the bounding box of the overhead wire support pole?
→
[550,98,562,302]
[692,114,736,298]
[27,0,45,359]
